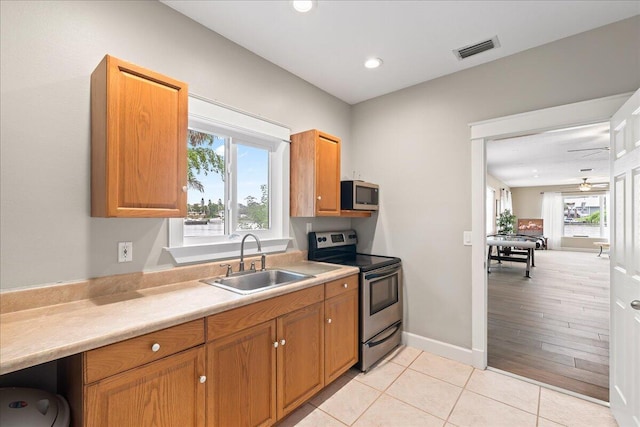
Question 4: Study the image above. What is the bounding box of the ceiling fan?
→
[567,147,609,152]
[578,178,608,192]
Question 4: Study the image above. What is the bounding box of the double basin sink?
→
[202,269,314,295]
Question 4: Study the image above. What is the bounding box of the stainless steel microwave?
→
[341,180,379,210]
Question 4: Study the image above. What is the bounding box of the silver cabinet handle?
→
[273,341,279,348]
[327,318,332,324]
[199,375,207,383]
[317,195,322,200]
[343,283,348,288]
[280,339,286,346]
[631,300,640,310]
[151,343,160,352]
[182,186,187,193]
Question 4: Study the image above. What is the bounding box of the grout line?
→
[536,386,541,426]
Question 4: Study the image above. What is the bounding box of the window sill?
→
[165,238,292,265]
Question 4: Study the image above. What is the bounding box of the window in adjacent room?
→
[562,193,609,238]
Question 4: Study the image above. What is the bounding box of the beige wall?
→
[1,1,638,351]
[0,1,352,289]
[351,16,639,348]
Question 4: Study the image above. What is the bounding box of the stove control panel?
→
[310,230,357,249]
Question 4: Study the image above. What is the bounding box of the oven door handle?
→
[365,265,401,281]
[366,323,401,348]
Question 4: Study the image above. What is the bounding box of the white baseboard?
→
[402,331,474,366]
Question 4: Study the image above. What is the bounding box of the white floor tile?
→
[279,403,347,427]
[409,351,474,387]
[448,390,537,427]
[386,368,462,419]
[383,345,422,367]
[352,394,445,427]
[310,377,381,425]
[353,359,406,391]
[538,388,618,427]
[465,369,540,414]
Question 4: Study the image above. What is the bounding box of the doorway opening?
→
[485,123,611,401]
[470,93,633,407]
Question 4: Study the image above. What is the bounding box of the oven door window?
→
[369,274,399,315]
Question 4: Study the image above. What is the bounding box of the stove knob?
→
[317,238,322,243]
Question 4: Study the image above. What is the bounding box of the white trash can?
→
[0,388,70,427]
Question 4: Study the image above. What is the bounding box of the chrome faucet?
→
[239,233,265,272]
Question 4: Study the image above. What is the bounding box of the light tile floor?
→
[278,346,618,427]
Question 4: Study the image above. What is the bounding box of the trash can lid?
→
[0,387,62,427]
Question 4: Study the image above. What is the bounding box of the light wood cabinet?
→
[91,54,188,217]
[86,346,205,427]
[60,320,206,427]
[290,129,341,217]
[206,286,324,426]
[324,275,359,384]
[277,301,324,419]
[207,321,277,427]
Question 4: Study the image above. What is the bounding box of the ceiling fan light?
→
[579,178,592,191]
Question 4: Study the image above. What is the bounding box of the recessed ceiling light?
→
[292,0,314,13]
[364,58,383,69]
[533,175,539,178]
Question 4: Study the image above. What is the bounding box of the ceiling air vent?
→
[454,36,500,60]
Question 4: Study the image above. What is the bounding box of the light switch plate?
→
[463,231,472,246]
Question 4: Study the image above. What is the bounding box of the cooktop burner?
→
[307,230,400,272]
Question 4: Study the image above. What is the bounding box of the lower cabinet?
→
[324,277,359,384]
[207,321,277,427]
[277,301,325,419]
[60,319,206,427]
[60,275,358,427]
[206,297,325,427]
[86,346,205,426]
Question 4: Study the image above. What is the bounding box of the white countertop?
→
[0,260,358,375]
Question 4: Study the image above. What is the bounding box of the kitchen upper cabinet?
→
[91,54,188,217]
[290,129,341,217]
[324,275,359,384]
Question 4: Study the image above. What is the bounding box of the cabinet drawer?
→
[325,275,358,299]
[207,285,324,341]
[85,319,204,383]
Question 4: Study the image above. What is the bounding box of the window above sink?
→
[166,95,291,265]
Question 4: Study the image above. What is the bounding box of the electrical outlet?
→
[118,241,133,263]
[306,222,312,233]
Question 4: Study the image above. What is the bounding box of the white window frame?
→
[561,192,609,238]
[165,95,291,264]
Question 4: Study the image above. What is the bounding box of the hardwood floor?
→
[487,249,610,401]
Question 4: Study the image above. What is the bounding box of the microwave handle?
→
[365,265,401,281]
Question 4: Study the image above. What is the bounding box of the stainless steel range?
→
[308,230,402,372]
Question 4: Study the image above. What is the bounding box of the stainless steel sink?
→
[202,269,314,295]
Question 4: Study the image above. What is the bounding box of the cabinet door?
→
[277,302,324,419]
[91,55,188,217]
[85,346,205,427]
[315,132,341,216]
[207,321,277,427]
[325,289,359,384]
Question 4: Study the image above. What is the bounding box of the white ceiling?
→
[162,0,638,105]
[162,0,636,187]
[486,122,611,188]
